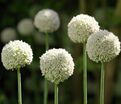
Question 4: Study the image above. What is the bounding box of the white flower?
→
[1,40,33,70]
[40,48,74,84]
[68,14,100,43]
[86,30,120,63]
[1,28,17,43]
[34,9,60,33]
[17,18,34,35]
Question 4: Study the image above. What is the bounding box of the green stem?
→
[83,43,87,104]
[45,32,49,50]
[79,0,86,13]
[54,84,58,104]
[44,32,49,104]
[17,68,22,104]
[44,79,48,104]
[100,62,105,104]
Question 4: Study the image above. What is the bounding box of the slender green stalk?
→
[44,80,48,104]
[54,84,58,104]
[100,62,105,104]
[83,43,87,104]
[45,32,49,50]
[44,32,49,104]
[17,67,22,104]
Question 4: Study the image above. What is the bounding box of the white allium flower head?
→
[1,40,33,70]
[68,14,100,43]
[40,48,74,84]
[34,9,60,33]
[17,18,34,35]
[86,30,120,63]
[1,28,17,43]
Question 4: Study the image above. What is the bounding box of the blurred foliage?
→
[0,0,121,104]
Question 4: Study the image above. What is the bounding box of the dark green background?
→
[0,0,121,104]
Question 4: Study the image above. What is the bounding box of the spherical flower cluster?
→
[17,18,34,35]
[34,9,60,33]
[86,30,120,63]
[1,28,17,43]
[68,14,100,43]
[1,40,33,70]
[40,48,74,84]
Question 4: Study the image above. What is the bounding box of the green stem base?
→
[83,43,87,104]
[17,68,22,104]
[100,63,105,104]
[44,79,48,104]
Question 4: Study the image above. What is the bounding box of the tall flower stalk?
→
[17,67,22,104]
[45,33,49,50]
[86,30,121,104]
[34,9,60,104]
[54,84,58,104]
[44,32,49,104]
[100,63,105,104]
[68,14,100,104]
[40,48,74,104]
[83,43,87,104]
[1,40,33,104]
[44,79,48,104]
